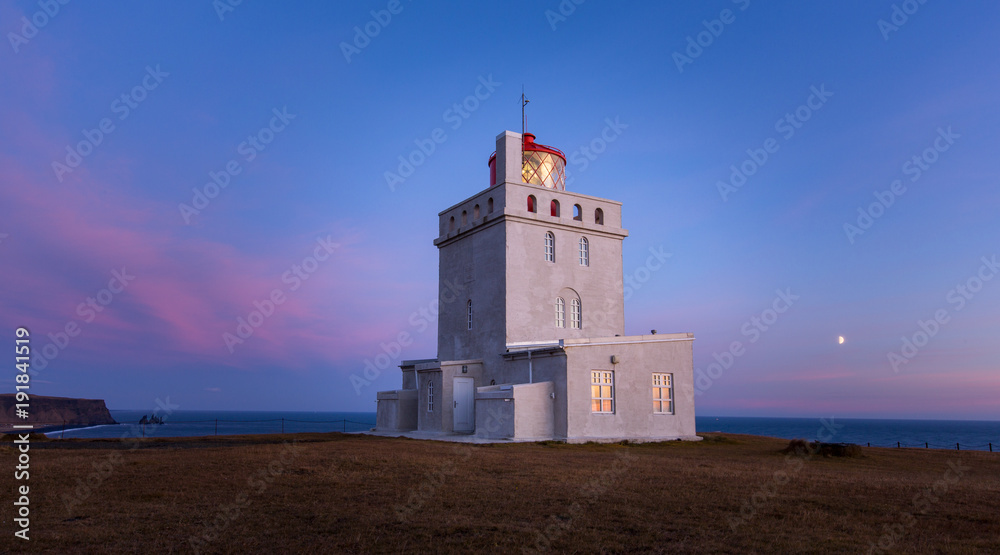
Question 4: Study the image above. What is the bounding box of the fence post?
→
[897,441,900,448]
[61,420,66,439]
[867,442,870,447]
[925,442,928,449]
[990,442,993,453]
[956,443,960,451]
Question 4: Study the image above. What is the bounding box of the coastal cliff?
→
[0,394,117,433]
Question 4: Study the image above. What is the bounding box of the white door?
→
[453,377,474,432]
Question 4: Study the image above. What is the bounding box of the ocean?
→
[45,410,377,440]
[696,416,1000,452]
[45,411,1000,452]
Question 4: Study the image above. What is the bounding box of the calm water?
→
[45,411,999,451]
[45,410,376,440]
[696,416,1000,452]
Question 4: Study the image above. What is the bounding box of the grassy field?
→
[1,432,998,553]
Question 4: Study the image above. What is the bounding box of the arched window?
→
[579,237,589,266]
[544,232,555,263]
[573,204,582,221]
[551,199,560,217]
[555,297,566,328]
[427,380,434,411]
[527,195,537,213]
[487,197,494,214]
[595,208,604,225]
[570,298,581,329]
[474,204,480,219]
[449,216,455,232]
[461,210,468,226]
[467,299,473,330]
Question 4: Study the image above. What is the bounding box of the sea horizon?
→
[41,410,1000,452]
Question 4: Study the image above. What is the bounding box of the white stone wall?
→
[563,335,697,443]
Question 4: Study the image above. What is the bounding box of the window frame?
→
[591,371,614,413]
[555,297,565,328]
[427,379,434,412]
[544,231,555,263]
[578,236,589,266]
[467,299,473,330]
[570,298,581,329]
[652,373,674,415]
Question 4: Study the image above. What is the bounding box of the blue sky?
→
[2,0,998,419]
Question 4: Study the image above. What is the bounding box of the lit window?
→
[428,380,434,412]
[544,232,555,263]
[555,297,565,328]
[579,237,589,266]
[595,208,604,225]
[488,197,494,214]
[474,204,480,219]
[528,195,537,213]
[653,373,673,414]
[573,204,582,221]
[551,199,560,217]
[467,300,473,330]
[591,371,614,413]
[570,299,581,329]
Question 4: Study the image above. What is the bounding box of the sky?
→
[1,1,998,420]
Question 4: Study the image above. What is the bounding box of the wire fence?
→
[863,440,995,452]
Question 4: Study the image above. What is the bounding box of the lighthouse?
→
[375,128,697,443]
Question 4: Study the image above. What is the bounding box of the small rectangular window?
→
[652,373,673,414]
[427,380,434,412]
[591,371,614,413]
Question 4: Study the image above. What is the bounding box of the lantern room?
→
[488,132,567,190]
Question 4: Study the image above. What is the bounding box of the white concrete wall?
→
[500,351,568,438]
[475,385,515,439]
[563,334,697,443]
[512,381,555,440]
[375,389,417,431]
[503,182,628,345]
[435,212,507,382]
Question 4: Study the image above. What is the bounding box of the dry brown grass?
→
[1,432,998,554]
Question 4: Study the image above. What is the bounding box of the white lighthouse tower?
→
[375,128,697,443]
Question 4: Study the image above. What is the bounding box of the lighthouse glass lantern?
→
[488,132,567,190]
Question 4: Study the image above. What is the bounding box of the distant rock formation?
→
[138,414,164,425]
[0,394,117,433]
